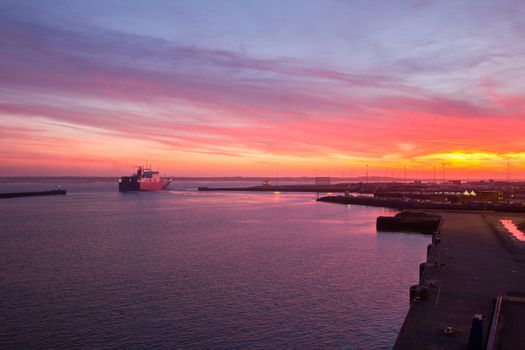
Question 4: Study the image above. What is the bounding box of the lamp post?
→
[507,161,511,194]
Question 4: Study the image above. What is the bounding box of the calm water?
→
[0,181,429,349]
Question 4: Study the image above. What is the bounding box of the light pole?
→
[507,161,511,194]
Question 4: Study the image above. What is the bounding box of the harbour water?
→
[0,181,430,349]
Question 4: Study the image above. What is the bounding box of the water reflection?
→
[1,181,428,350]
[500,220,525,241]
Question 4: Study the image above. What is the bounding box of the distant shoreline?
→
[0,176,410,183]
[1,176,523,184]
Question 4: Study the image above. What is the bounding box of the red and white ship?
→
[118,166,171,192]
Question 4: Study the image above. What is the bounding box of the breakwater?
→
[394,212,525,349]
[317,195,525,213]
[199,184,355,193]
[0,189,67,199]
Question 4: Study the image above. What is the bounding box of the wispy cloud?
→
[1,1,525,175]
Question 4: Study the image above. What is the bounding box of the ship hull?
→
[119,176,140,191]
[139,180,171,191]
[118,176,171,192]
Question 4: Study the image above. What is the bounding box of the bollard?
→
[410,285,428,305]
[416,285,428,300]
[419,262,426,282]
[409,285,417,305]
[467,314,484,350]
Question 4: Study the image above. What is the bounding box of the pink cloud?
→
[2,14,525,176]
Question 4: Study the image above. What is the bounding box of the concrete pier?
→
[394,212,525,349]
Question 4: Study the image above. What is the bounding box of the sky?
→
[1,0,525,178]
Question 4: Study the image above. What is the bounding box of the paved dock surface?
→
[393,212,525,349]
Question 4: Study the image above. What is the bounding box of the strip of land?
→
[199,181,525,212]
[317,195,525,212]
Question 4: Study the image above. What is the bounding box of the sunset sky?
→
[1,0,525,178]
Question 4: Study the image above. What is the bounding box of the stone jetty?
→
[393,212,525,350]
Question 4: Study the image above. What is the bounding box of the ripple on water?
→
[0,182,429,349]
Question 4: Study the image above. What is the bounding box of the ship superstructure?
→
[118,166,171,192]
